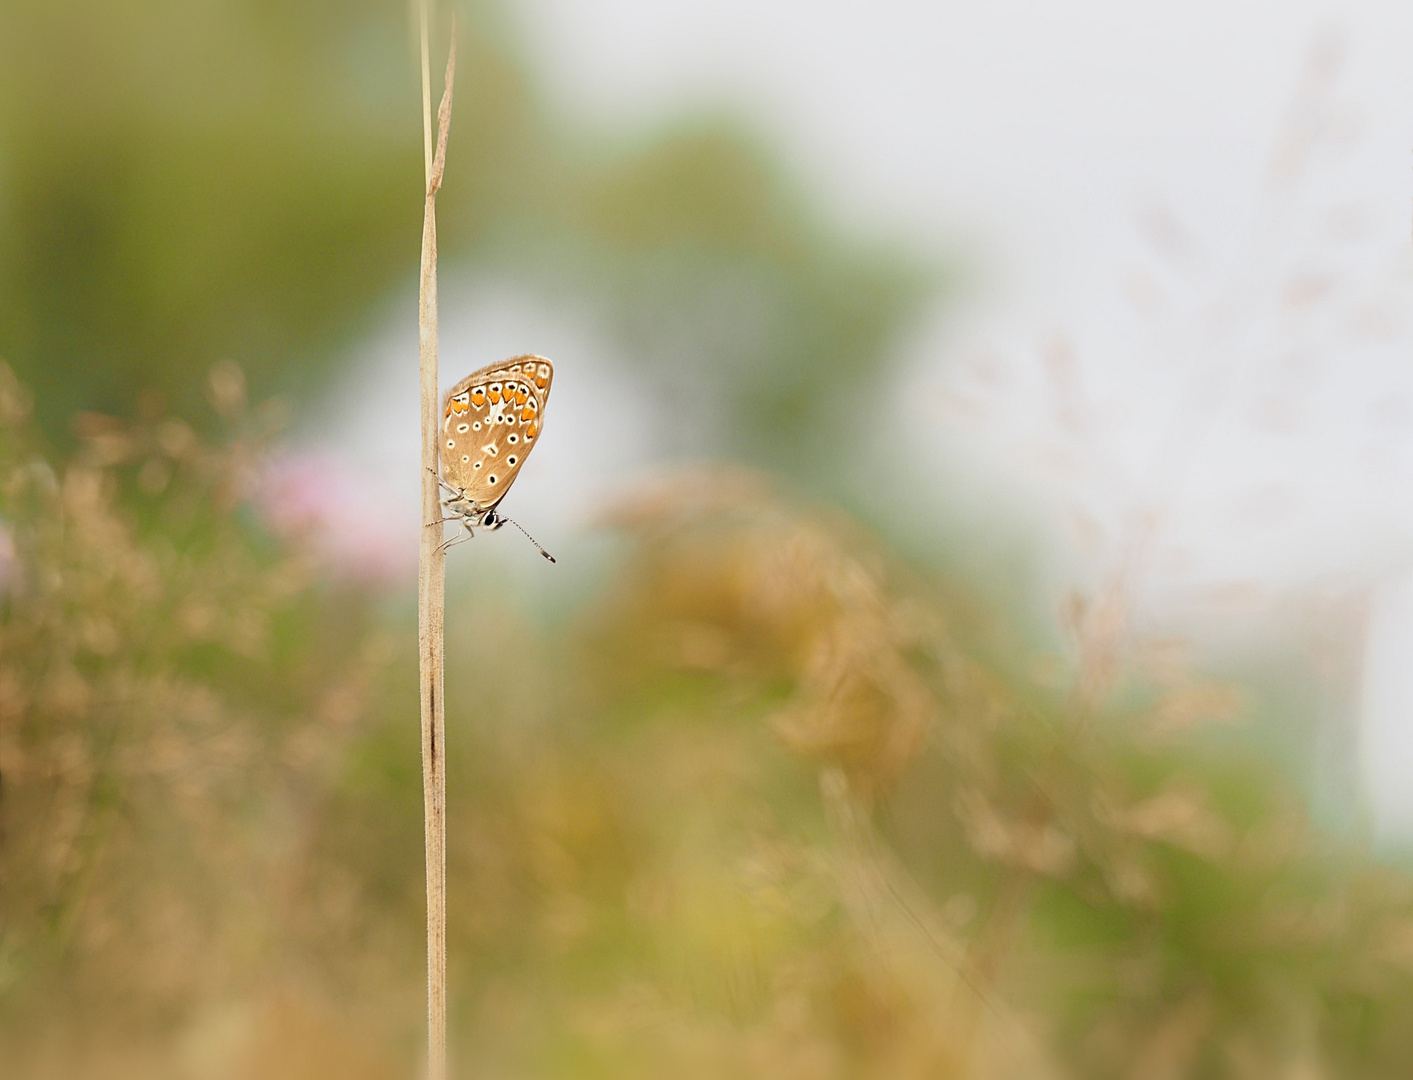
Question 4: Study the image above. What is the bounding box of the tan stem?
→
[417,5,455,1079]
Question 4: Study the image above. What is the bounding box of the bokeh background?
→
[7,1,1413,1076]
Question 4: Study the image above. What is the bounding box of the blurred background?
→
[6,0,1413,1076]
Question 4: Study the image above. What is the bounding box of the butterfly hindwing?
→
[440,354,553,507]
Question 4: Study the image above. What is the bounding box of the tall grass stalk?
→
[417,6,455,1078]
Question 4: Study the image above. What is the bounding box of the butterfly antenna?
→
[499,515,556,563]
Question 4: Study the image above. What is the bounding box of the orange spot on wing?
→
[534,375,547,388]
[515,387,528,405]
[527,422,538,439]
[489,388,501,404]
[470,390,486,406]
[521,406,535,421]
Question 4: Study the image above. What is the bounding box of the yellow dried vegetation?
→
[5,372,1413,1078]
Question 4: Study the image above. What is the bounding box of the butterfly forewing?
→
[440,354,552,507]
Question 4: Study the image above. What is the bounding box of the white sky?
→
[503,0,1413,600]
[503,0,1413,840]
[324,1,1413,837]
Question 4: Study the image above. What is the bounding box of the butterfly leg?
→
[426,465,471,502]
[428,467,466,501]
[435,519,476,556]
[438,534,474,555]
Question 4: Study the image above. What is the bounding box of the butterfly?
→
[435,353,555,562]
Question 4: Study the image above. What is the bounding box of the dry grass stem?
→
[417,6,455,1079]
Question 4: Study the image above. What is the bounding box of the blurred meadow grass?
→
[6,373,1413,1077]
[3,2,1413,1078]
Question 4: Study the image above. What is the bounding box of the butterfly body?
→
[437,354,555,561]
[436,490,504,531]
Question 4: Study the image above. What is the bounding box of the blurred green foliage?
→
[4,395,1413,1077]
[0,0,930,480]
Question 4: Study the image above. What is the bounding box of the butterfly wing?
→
[440,354,553,507]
